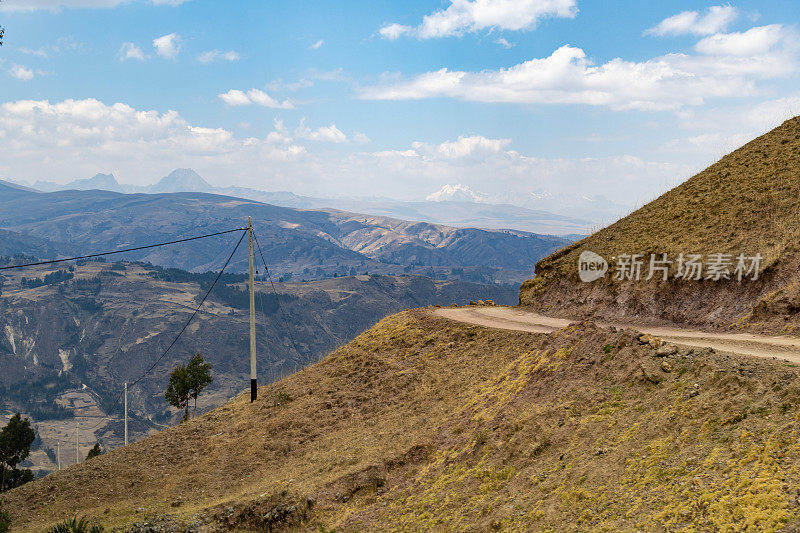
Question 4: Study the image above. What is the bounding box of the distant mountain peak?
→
[65,172,124,193]
[151,168,213,193]
[426,184,485,203]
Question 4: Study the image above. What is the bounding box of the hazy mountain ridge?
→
[17,169,594,235]
[0,180,569,285]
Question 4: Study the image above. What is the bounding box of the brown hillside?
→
[6,309,800,531]
[520,116,800,332]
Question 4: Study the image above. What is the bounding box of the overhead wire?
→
[78,228,247,432]
[251,231,306,369]
[0,227,247,271]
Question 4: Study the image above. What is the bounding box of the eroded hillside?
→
[6,310,800,531]
[520,116,800,332]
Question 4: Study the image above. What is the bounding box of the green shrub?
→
[49,516,103,533]
[275,391,292,405]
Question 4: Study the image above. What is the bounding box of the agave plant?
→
[49,516,103,533]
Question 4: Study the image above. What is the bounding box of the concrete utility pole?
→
[124,382,128,446]
[248,216,257,402]
[75,420,79,465]
[56,441,60,471]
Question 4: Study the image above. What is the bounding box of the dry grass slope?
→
[520,116,800,331]
[6,309,800,531]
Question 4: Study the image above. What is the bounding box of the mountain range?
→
[0,179,571,285]
[25,169,594,235]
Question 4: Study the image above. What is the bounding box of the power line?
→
[80,228,248,432]
[0,227,247,271]
[252,231,305,366]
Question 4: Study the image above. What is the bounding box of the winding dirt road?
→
[434,306,800,364]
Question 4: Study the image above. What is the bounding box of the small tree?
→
[165,353,213,422]
[165,364,191,422]
[85,442,102,461]
[186,353,213,418]
[0,413,35,492]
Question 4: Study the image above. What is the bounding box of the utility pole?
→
[75,420,79,465]
[56,441,60,471]
[248,216,257,402]
[124,382,128,447]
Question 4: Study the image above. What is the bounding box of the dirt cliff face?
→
[520,116,800,333]
[7,310,800,532]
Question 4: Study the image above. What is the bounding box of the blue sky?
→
[1,0,799,208]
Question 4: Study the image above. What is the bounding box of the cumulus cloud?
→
[379,0,577,40]
[119,42,146,61]
[295,119,348,143]
[218,89,294,109]
[361,25,799,111]
[0,97,697,206]
[358,135,689,204]
[153,33,180,59]
[645,5,738,37]
[9,64,34,81]
[197,50,239,63]
[695,24,787,56]
[0,0,190,11]
[0,98,306,188]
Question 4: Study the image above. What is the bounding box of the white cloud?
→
[309,39,324,50]
[197,50,240,63]
[0,0,190,11]
[414,135,510,159]
[495,37,514,49]
[153,33,180,59]
[0,97,694,206]
[645,5,738,37]
[352,132,371,145]
[379,0,577,40]
[295,119,348,143]
[118,42,146,61]
[9,64,34,81]
[18,47,48,58]
[695,24,786,56]
[361,26,799,111]
[379,23,412,40]
[218,89,294,109]
[0,98,305,187]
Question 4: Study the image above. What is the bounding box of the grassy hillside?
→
[6,309,800,531]
[520,116,800,331]
[0,259,516,477]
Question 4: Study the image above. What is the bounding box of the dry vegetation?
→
[521,116,800,332]
[6,309,800,531]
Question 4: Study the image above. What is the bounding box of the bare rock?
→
[656,343,678,357]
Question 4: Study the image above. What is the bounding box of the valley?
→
[0,259,517,477]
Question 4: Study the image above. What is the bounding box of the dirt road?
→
[435,306,800,364]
